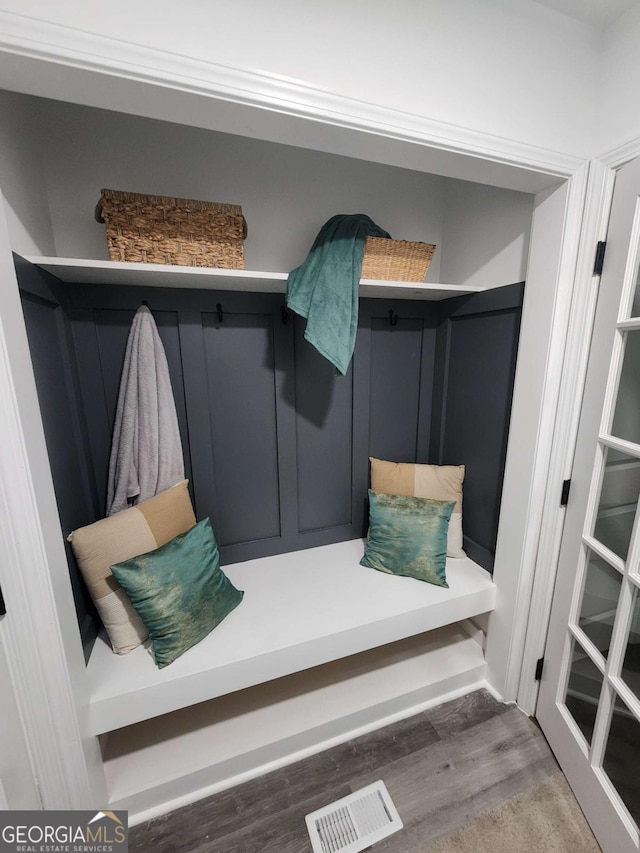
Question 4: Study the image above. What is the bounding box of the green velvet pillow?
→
[360,490,455,588]
[111,517,244,667]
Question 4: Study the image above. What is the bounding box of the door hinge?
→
[560,479,571,507]
[594,241,607,276]
[535,657,544,681]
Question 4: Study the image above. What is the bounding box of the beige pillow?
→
[369,458,466,558]
[68,480,196,654]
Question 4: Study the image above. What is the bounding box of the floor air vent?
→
[306,780,403,853]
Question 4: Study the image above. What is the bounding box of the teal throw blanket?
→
[286,214,390,375]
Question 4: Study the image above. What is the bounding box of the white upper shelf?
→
[26,257,487,301]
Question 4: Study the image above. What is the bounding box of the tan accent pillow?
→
[68,480,196,654]
[369,458,466,558]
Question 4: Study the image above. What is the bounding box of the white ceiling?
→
[534,0,638,28]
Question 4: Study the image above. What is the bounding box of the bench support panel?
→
[103,625,488,824]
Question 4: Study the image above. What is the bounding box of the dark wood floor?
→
[130,689,560,853]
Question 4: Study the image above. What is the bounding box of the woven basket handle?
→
[242,216,248,240]
[94,199,105,224]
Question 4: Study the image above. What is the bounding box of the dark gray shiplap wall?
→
[431,284,524,567]
[15,257,100,655]
[17,256,522,657]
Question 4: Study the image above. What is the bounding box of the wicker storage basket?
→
[361,237,435,282]
[95,189,247,269]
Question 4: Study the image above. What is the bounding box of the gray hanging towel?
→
[106,305,185,516]
[286,214,390,375]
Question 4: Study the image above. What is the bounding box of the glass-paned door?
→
[537,156,640,853]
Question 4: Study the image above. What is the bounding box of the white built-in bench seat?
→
[88,538,496,736]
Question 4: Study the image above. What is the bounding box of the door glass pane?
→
[564,638,603,746]
[602,694,640,829]
[611,331,640,445]
[577,550,622,657]
[593,447,640,560]
[622,587,640,701]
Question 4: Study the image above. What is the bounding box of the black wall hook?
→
[388,308,399,327]
[216,303,224,323]
[141,299,149,307]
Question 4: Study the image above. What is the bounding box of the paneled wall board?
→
[56,283,449,566]
[17,257,523,648]
[294,318,354,534]
[15,257,100,655]
[201,311,281,546]
[431,283,524,569]
[369,317,429,463]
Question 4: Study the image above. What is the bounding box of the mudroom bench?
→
[88,538,496,735]
[92,538,497,820]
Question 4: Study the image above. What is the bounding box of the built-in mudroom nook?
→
[5,5,640,852]
[1,88,560,824]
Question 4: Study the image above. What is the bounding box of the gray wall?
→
[17,256,522,656]
[15,256,99,655]
[61,285,440,563]
[432,285,524,567]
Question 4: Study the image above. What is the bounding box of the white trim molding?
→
[517,139,640,714]
[599,137,640,171]
[517,159,616,714]
[0,190,106,809]
[0,10,583,187]
[517,139,640,716]
[484,164,590,700]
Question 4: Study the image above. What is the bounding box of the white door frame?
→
[518,139,640,715]
[485,166,589,698]
[516,160,616,713]
[535,149,640,853]
[0,17,612,806]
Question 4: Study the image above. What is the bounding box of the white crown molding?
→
[598,135,640,170]
[0,10,584,180]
